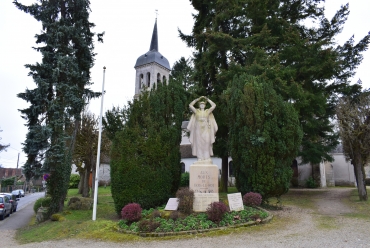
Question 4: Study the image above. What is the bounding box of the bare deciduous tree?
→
[73,112,110,197]
[336,92,370,201]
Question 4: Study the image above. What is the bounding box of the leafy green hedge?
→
[180,172,190,187]
[110,81,186,213]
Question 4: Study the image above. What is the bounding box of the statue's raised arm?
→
[187,97,218,161]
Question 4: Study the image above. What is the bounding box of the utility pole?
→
[92,66,106,221]
[13,153,19,187]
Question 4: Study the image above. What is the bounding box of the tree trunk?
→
[220,156,228,193]
[353,159,368,201]
[81,169,90,197]
[78,171,84,194]
[91,164,96,199]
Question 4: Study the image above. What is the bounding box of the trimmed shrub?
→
[206,201,228,223]
[176,187,194,215]
[51,213,65,221]
[69,174,80,189]
[109,82,186,213]
[243,192,262,207]
[138,219,160,232]
[67,197,93,210]
[121,203,142,223]
[180,172,190,187]
[33,197,52,214]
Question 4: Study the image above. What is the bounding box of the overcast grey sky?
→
[0,0,369,169]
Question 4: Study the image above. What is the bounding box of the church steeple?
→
[149,19,158,51]
[134,17,171,98]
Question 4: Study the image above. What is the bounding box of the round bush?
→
[51,213,66,221]
[33,197,52,214]
[243,192,262,207]
[69,174,80,189]
[206,201,229,223]
[121,203,142,223]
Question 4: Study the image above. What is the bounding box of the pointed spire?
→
[149,19,158,52]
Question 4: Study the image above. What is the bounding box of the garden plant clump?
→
[206,201,229,223]
[176,187,194,215]
[33,197,52,213]
[121,203,142,223]
[118,204,268,234]
[243,192,263,207]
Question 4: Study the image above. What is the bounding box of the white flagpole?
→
[92,66,106,221]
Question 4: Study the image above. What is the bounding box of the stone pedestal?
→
[189,159,219,212]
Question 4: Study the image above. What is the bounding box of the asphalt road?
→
[0,192,44,229]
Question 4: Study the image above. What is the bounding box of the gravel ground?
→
[3,188,370,248]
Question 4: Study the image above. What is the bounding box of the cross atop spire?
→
[149,18,158,52]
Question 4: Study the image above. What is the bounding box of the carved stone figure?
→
[187,96,218,161]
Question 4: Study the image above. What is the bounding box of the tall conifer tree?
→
[180,1,370,190]
[226,74,302,199]
[15,0,103,214]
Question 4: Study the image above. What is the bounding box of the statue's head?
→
[198,101,206,109]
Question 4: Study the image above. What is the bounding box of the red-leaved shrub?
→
[243,192,262,207]
[121,203,142,223]
[206,201,229,223]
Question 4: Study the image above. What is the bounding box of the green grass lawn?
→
[16,186,370,244]
[16,186,264,243]
[343,187,370,219]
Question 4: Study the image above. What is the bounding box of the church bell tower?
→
[134,18,171,98]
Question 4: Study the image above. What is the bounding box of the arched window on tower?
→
[147,72,151,87]
[139,74,143,89]
[157,73,161,83]
[163,76,166,83]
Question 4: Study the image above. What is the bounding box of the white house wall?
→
[331,154,356,186]
[71,163,111,184]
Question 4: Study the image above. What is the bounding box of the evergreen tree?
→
[171,57,195,94]
[226,74,302,200]
[180,0,370,190]
[15,0,103,214]
[110,81,186,213]
[336,91,370,201]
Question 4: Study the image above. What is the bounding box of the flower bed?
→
[118,205,271,236]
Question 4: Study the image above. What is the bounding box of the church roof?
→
[134,19,171,70]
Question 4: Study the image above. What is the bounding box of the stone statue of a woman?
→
[187,96,218,161]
